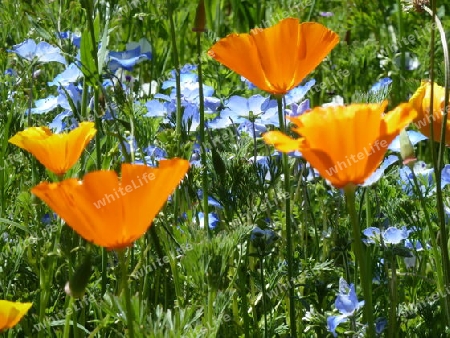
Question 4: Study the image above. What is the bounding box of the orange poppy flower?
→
[263,101,417,188]
[31,159,189,249]
[409,80,450,145]
[9,122,96,175]
[208,18,339,95]
[0,300,32,332]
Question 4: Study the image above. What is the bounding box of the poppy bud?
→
[399,129,417,167]
[192,0,206,32]
[65,254,92,299]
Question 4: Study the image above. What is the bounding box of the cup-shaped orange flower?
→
[9,122,96,175]
[208,18,339,95]
[409,80,450,145]
[31,159,189,249]
[263,101,417,188]
[0,300,32,332]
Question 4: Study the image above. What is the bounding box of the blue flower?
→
[362,155,398,186]
[57,84,82,111]
[144,99,171,118]
[399,161,435,196]
[376,318,388,334]
[225,94,269,119]
[370,77,392,93]
[163,65,198,89]
[388,130,427,153]
[48,63,83,86]
[250,227,280,253]
[327,278,364,337]
[286,99,310,118]
[107,38,152,72]
[49,110,73,133]
[137,145,168,166]
[41,213,57,225]
[327,315,348,337]
[197,212,219,230]
[405,239,427,251]
[441,164,450,189]
[237,120,267,137]
[8,39,67,65]
[28,95,59,115]
[58,31,81,48]
[209,94,278,129]
[363,226,410,245]
[284,79,315,106]
[335,278,364,315]
[240,76,256,90]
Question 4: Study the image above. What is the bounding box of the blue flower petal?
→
[327,315,348,337]
[285,79,315,106]
[388,130,428,152]
[144,99,168,117]
[49,110,73,133]
[30,95,59,115]
[9,39,67,65]
[48,63,82,86]
[383,227,409,244]
[362,155,398,186]
[370,77,392,92]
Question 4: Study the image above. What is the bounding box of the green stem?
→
[410,167,446,315]
[387,250,397,338]
[276,97,296,336]
[394,0,405,106]
[118,249,135,338]
[167,0,183,233]
[260,256,268,337]
[344,185,375,337]
[422,4,450,326]
[196,31,209,230]
[167,0,182,137]
[63,298,74,338]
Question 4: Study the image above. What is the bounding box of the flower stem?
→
[276,97,297,336]
[196,31,209,231]
[422,4,450,326]
[118,249,135,338]
[387,251,397,338]
[63,297,74,338]
[260,256,268,337]
[344,185,375,337]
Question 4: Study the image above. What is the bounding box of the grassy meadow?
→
[1,0,450,337]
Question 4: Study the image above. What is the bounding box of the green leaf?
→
[80,28,97,86]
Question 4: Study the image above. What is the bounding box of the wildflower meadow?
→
[2,0,450,337]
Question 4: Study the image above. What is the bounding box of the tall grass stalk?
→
[276,97,296,336]
[422,2,450,326]
[344,184,375,337]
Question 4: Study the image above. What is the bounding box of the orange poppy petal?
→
[262,131,302,152]
[382,103,418,136]
[270,102,417,188]
[294,22,340,86]
[32,159,190,249]
[9,122,96,175]
[208,33,269,92]
[121,159,190,245]
[0,300,32,331]
[252,19,339,93]
[208,18,339,95]
[251,18,301,93]
[409,80,427,117]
